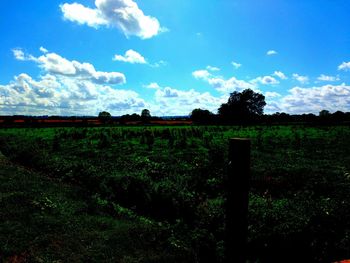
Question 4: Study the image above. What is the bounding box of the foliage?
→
[1,125,350,262]
[218,89,266,122]
[98,111,112,123]
[190,108,215,124]
[141,109,151,118]
[141,109,151,124]
[0,156,190,262]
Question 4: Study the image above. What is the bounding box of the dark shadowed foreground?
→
[0,152,191,262]
[1,125,350,262]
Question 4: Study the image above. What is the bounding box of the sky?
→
[1,0,350,116]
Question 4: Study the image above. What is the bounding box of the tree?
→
[332,110,345,122]
[98,111,112,123]
[218,89,266,122]
[190,108,214,124]
[319,109,330,117]
[98,111,111,118]
[141,109,151,118]
[141,109,151,123]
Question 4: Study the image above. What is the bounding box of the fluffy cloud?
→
[273,71,287,80]
[265,91,281,98]
[210,77,257,93]
[338,62,350,71]
[317,74,339,82]
[231,61,242,69]
[267,50,277,56]
[39,47,48,53]
[206,65,220,71]
[1,48,148,115]
[192,69,211,80]
[60,3,108,28]
[13,48,126,85]
[252,75,279,85]
[12,49,26,61]
[292,73,309,84]
[113,49,146,64]
[144,82,161,89]
[60,0,163,39]
[0,73,145,116]
[150,60,167,68]
[0,74,60,115]
[153,84,224,115]
[192,69,256,93]
[156,87,179,98]
[279,84,350,114]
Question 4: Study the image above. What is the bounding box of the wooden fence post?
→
[225,138,251,263]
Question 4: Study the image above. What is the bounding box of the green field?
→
[1,125,350,262]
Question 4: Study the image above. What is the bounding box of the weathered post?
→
[225,138,251,263]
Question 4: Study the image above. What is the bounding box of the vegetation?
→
[98,111,112,124]
[0,151,189,262]
[218,89,266,123]
[2,89,350,127]
[190,109,215,124]
[1,125,350,262]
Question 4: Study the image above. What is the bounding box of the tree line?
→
[190,89,350,125]
[1,89,350,125]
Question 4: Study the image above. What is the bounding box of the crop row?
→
[1,125,350,262]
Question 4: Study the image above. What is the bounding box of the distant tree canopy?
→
[98,111,112,123]
[98,111,111,118]
[319,109,331,117]
[218,89,266,122]
[141,109,151,118]
[190,108,214,124]
[120,113,141,123]
[141,109,151,123]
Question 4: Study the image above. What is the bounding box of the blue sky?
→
[1,0,350,116]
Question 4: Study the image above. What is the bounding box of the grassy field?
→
[0,150,190,262]
[1,125,350,262]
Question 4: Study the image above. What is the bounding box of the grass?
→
[0,153,191,263]
[1,125,350,262]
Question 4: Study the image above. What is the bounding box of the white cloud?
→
[12,48,30,61]
[1,48,147,115]
[12,49,25,60]
[265,91,281,98]
[267,50,278,56]
[156,87,179,98]
[39,47,48,53]
[151,60,167,68]
[279,84,350,114]
[192,68,257,94]
[264,101,281,113]
[338,62,350,71]
[60,3,108,28]
[292,73,309,84]
[153,84,224,115]
[38,53,77,75]
[317,74,339,82]
[252,75,279,85]
[206,65,220,71]
[0,72,145,116]
[208,76,257,93]
[192,69,211,80]
[60,0,163,39]
[273,71,287,80]
[144,82,161,89]
[231,61,242,69]
[113,49,146,64]
[14,48,126,85]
